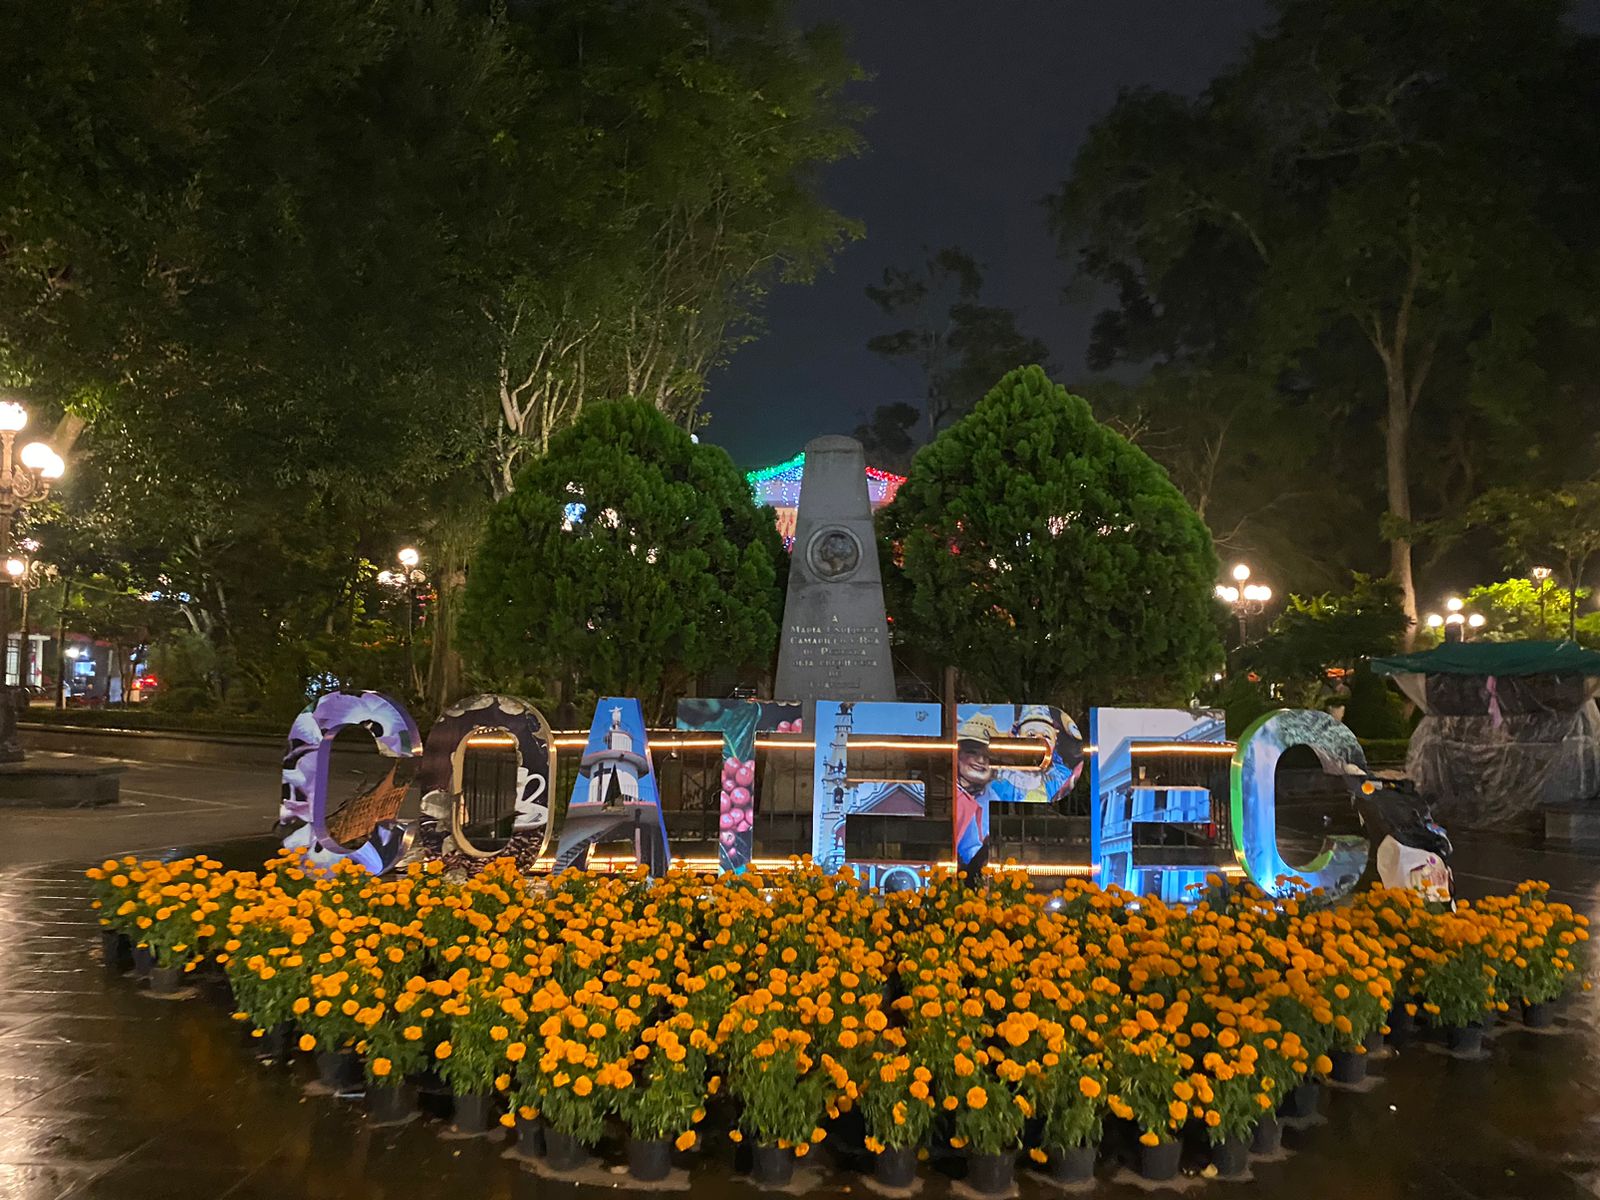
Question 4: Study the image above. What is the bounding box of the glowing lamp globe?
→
[1426,614,1445,628]
[1468,613,1486,629]
[20,441,53,471]
[0,402,26,433]
[4,558,24,578]
[42,450,65,479]
[1446,596,1464,613]
[377,570,394,585]
[1231,563,1251,582]
[397,547,420,568]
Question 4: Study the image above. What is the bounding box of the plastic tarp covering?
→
[1398,668,1600,829]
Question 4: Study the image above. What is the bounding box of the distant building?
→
[745,452,905,549]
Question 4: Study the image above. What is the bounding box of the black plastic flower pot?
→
[450,1091,494,1135]
[1250,1115,1282,1156]
[1446,1025,1484,1056]
[1212,1136,1249,1178]
[750,1142,795,1188]
[100,929,131,970]
[544,1127,590,1173]
[1279,1081,1320,1119]
[1523,1001,1554,1029]
[130,943,155,979]
[1047,1143,1096,1185]
[1387,1003,1415,1043]
[149,963,186,996]
[367,1081,415,1124]
[1137,1139,1181,1182]
[254,1021,293,1062]
[967,1151,1016,1196]
[316,1050,364,1093]
[627,1136,673,1182]
[1329,1049,1367,1085]
[874,1145,918,1189]
[515,1115,545,1159]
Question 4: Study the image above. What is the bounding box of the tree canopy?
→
[1049,0,1600,632]
[460,402,785,717]
[880,366,1220,709]
[2,0,863,716]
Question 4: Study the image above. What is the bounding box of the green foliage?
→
[1050,0,1600,618]
[866,247,1052,435]
[1463,577,1600,647]
[1468,484,1600,640]
[881,366,1221,710]
[1254,575,1409,682]
[461,402,784,715]
[1341,667,1410,741]
[3,0,863,713]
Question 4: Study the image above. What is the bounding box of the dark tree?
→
[866,247,1053,437]
[881,366,1220,710]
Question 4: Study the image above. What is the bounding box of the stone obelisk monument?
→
[773,435,897,702]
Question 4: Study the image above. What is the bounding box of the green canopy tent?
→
[1371,640,1600,829]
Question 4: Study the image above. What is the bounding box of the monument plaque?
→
[773,436,897,702]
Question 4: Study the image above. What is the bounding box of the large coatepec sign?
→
[280,690,1369,899]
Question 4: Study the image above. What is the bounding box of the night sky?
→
[703,0,1273,469]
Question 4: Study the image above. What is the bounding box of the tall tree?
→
[1049,0,1600,637]
[866,247,1053,438]
[881,366,1220,711]
[460,402,785,720]
[480,1,865,496]
[1468,482,1600,640]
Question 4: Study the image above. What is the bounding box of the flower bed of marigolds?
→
[86,854,1590,1194]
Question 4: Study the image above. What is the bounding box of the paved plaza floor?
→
[0,770,1598,1199]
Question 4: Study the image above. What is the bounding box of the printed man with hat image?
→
[954,705,1083,872]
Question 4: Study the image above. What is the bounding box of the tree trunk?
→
[1384,367,1419,646]
[425,546,467,720]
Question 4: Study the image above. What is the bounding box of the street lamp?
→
[0,398,67,761]
[4,540,56,692]
[378,547,427,692]
[1424,596,1485,643]
[1215,563,1273,645]
[1531,566,1554,634]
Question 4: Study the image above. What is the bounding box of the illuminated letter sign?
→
[280,690,421,873]
[676,699,802,874]
[554,698,671,876]
[417,694,553,859]
[1230,709,1369,898]
[812,700,940,880]
[1089,707,1229,901]
[953,704,1083,872]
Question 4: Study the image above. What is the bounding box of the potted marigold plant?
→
[526,995,631,1171]
[432,973,517,1135]
[1103,1030,1187,1181]
[1032,1052,1106,1186]
[1412,912,1496,1054]
[857,1053,936,1189]
[951,1071,1028,1196]
[85,858,140,969]
[722,1026,832,1187]
[611,1014,711,1182]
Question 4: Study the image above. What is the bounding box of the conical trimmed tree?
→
[881,365,1220,709]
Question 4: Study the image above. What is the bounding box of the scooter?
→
[1343,767,1455,906]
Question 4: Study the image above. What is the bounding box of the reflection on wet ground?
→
[0,833,1596,1199]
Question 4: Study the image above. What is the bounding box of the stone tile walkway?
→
[0,834,1595,1199]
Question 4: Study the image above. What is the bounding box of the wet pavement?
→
[0,832,1597,1200]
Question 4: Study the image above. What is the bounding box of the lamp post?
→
[0,399,66,762]
[378,546,426,693]
[1530,566,1553,636]
[4,540,56,693]
[1214,562,1273,647]
[1424,596,1485,643]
